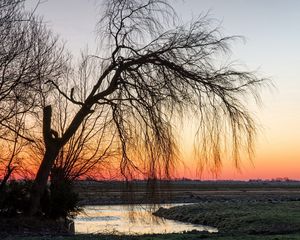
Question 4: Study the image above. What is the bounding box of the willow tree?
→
[29,0,265,215]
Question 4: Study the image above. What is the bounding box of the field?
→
[74,180,300,205]
[3,180,300,240]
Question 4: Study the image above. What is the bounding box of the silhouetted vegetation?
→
[45,167,81,219]
[0,180,80,219]
[0,3,272,240]
[28,0,266,216]
[0,180,32,217]
[0,0,68,216]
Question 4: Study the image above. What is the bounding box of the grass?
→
[74,180,300,206]
[154,201,300,235]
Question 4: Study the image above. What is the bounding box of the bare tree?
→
[0,0,67,139]
[0,0,67,188]
[29,0,266,215]
[0,109,27,193]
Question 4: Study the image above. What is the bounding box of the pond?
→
[74,204,217,235]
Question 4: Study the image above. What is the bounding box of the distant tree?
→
[29,0,266,215]
[0,110,26,193]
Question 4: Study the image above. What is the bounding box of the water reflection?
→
[75,204,217,235]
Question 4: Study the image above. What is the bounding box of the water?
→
[74,204,217,235]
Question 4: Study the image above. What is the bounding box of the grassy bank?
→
[154,200,300,237]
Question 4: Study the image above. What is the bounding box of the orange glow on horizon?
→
[1,122,299,182]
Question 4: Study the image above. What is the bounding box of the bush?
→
[45,179,81,219]
[0,180,32,217]
[0,179,81,219]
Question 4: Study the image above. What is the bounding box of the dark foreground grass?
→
[5,233,300,240]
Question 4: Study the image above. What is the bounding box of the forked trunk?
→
[28,105,91,216]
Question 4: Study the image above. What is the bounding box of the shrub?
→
[45,179,81,219]
[0,179,81,219]
[0,180,32,217]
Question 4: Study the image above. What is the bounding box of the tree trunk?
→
[28,105,61,216]
[28,144,60,216]
[28,105,91,216]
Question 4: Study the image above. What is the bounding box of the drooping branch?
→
[33,0,267,196]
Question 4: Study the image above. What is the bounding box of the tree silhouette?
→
[0,0,67,199]
[0,0,66,139]
[30,72,117,181]
[29,0,266,215]
[0,109,27,194]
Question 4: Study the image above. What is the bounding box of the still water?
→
[74,204,217,235]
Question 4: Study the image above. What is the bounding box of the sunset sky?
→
[25,0,300,180]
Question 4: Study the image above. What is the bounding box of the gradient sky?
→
[25,0,300,180]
